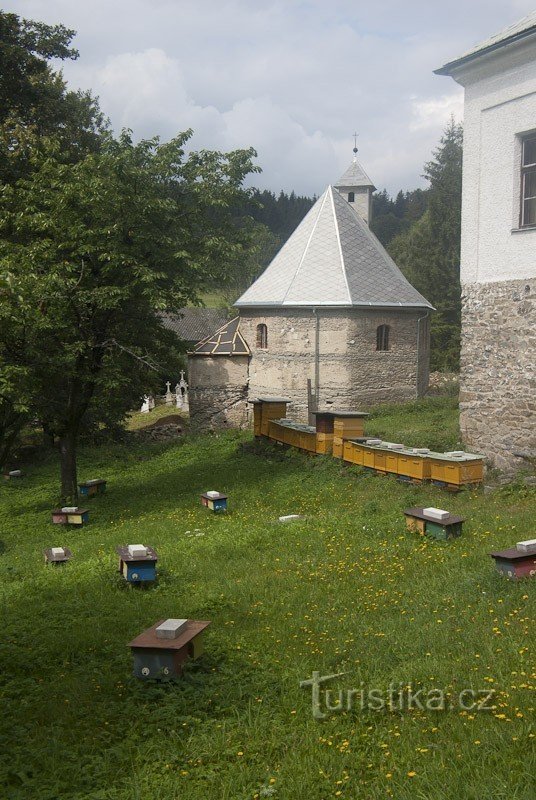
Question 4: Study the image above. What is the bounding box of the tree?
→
[389,119,463,370]
[0,131,258,499]
[0,11,106,184]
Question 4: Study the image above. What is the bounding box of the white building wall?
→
[457,40,536,284]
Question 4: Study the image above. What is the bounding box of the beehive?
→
[44,546,72,565]
[332,411,369,439]
[332,436,344,459]
[201,491,228,512]
[78,478,107,498]
[404,507,464,540]
[51,507,89,526]
[490,548,536,579]
[255,398,291,437]
[428,451,484,488]
[116,544,158,583]
[128,619,211,680]
[397,448,431,482]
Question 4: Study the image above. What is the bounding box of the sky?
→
[6,0,536,195]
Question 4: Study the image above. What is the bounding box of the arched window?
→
[348,191,355,203]
[376,324,390,351]
[256,323,268,349]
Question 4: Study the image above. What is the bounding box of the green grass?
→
[0,396,534,799]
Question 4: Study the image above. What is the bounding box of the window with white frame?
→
[520,134,536,227]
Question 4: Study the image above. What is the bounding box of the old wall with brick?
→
[187,355,249,429]
[460,279,535,471]
[239,308,430,419]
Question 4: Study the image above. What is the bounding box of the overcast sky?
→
[6,1,536,195]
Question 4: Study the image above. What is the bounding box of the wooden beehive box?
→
[332,411,369,439]
[404,507,464,540]
[490,547,536,579]
[128,619,211,680]
[201,491,228,512]
[44,546,73,565]
[51,507,89,526]
[428,451,484,488]
[332,436,344,459]
[79,478,107,498]
[256,397,291,437]
[397,448,432,482]
[116,544,158,583]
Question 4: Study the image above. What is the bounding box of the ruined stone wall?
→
[239,308,430,420]
[460,279,535,472]
[187,355,250,429]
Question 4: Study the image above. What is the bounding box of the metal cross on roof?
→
[353,132,358,154]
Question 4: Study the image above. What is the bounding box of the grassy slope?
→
[0,396,534,800]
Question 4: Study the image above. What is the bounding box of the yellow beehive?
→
[362,444,376,468]
[258,399,290,436]
[252,402,262,436]
[268,421,285,442]
[385,451,399,474]
[373,448,388,473]
[405,516,426,534]
[300,431,317,452]
[333,418,366,438]
[315,433,334,455]
[398,450,431,481]
[332,436,344,459]
[343,440,364,466]
[428,452,484,487]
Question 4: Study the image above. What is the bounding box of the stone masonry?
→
[188,355,249,429]
[239,308,430,419]
[460,279,535,472]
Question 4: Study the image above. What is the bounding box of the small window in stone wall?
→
[256,323,268,349]
[348,191,355,203]
[376,324,390,351]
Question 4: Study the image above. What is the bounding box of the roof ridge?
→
[282,187,329,303]
[328,186,352,304]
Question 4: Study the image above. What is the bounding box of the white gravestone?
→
[140,395,150,413]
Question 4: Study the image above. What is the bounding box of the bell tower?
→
[334,135,376,225]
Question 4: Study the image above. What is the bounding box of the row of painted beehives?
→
[252,398,484,490]
[44,488,225,681]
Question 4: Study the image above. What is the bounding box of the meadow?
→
[0,395,534,799]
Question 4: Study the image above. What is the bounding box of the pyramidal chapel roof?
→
[335,158,375,190]
[235,185,433,309]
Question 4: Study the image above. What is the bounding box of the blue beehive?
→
[116,544,158,583]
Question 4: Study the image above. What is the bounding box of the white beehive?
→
[156,619,188,639]
[51,547,66,558]
[423,507,450,521]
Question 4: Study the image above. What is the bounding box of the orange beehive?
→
[255,398,291,436]
[397,449,432,482]
[315,432,334,455]
[333,411,368,439]
[428,451,484,488]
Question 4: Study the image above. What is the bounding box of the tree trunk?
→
[59,432,78,503]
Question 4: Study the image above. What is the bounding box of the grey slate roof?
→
[435,11,536,75]
[235,186,433,309]
[190,316,250,356]
[161,308,228,342]
[335,157,376,190]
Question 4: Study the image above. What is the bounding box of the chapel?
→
[188,153,433,428]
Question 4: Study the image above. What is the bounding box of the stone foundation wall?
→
[239,308,430,420]
[187,355,250,429]
[460,279,535,472]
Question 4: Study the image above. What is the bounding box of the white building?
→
[436,12,536,472]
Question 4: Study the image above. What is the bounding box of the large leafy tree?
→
[0,132,257,499]
[0,10,106,184]
[389,119,463,370]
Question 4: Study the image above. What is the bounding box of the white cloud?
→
[410,92,464,131]
[7,0,536,194]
